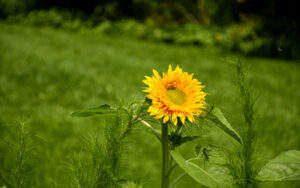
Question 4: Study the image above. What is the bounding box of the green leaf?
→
[257,150,300,182]
[72,104,115,117]
[139,119,162,142]
[180,136,200,145]
[169,135,200,148]
[206,107,243,144]
[170,150,220,188]
[120,181,143,188]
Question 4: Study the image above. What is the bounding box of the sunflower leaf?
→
[256,150,300,182]
[169,134,200,148]
[72,104,115,117]
[180,136,200,144]
[171,150,220,188]
[206,107,243,144]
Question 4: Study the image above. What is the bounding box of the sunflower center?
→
[166,88,186,105]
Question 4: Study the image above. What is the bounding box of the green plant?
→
[71,103,149,187]
[71,63,300,188]
[140,63,300,188]
[0,119,37,188]
[1,23,299,187]
[5,9,88,31]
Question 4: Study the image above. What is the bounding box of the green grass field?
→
[0,23,300,187]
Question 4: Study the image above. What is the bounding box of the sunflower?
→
[143,65,207,125]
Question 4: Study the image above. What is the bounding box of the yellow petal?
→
[163,115,169,124]
[142,65,206,126]
[155,111,165,119]
[168,65,173,74]
[172,113,178,126]
[178,114,186,124]
[175,65,182,74]
[186,114,194,123]
[153,69,161,79]
[173,117,178,125]
[142,88,150,92]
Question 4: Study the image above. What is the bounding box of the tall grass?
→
[227,61,258,188]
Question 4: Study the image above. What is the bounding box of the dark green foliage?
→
[0,0,30,17]
[4,14,269,57]
[5,9,88,31]
[1,6,299,59]
[0,0,299,59]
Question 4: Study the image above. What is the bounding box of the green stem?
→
[162,124,170,188]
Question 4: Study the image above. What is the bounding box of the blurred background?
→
[0,0,300,188]
[1,0,300,59]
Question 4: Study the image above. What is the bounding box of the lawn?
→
[0,23,299,187]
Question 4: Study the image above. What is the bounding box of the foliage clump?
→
[0,119,37,188]
[70,103,148,188]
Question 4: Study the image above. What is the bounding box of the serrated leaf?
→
[206,107,243,144]
[257,150,300,182]
[171,150,220,188]
[72,104,115,117]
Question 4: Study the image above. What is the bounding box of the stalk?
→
[236,62,257,188]
[17,121,26,188]
[162,124,170,188]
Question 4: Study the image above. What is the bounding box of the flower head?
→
[143,65,207,125]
